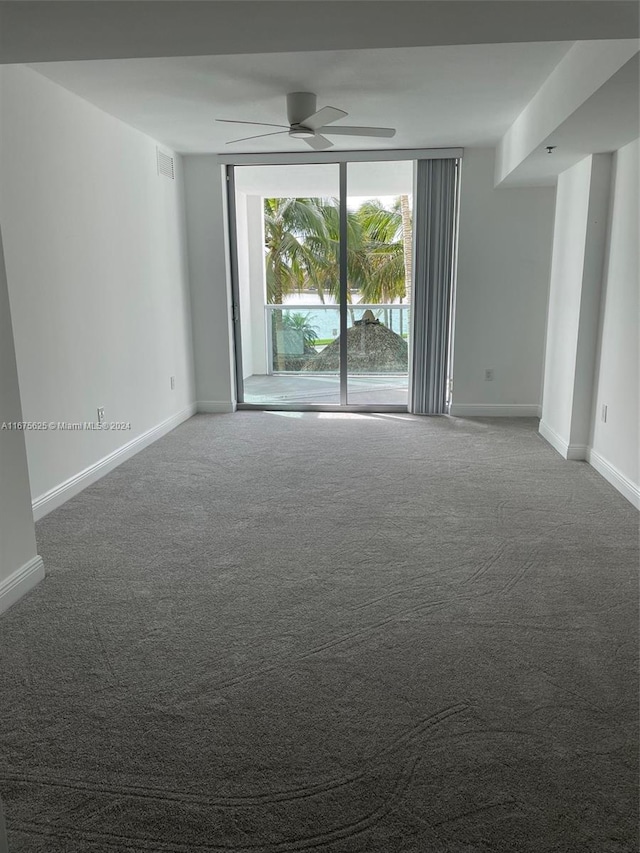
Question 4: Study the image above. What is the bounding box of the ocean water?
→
[273,304,410,341]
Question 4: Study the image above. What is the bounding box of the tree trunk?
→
[400,194,413,306]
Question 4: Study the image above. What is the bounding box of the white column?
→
[0,225,44,613]
[540,154,612,458]
[588,140,639,507]
[183,157,236,412]
[247,195,268,376]
[234,191,254,379]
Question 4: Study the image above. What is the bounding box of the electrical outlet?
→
[484,368,494,381]
[97,407,105,425]
[170,376,176,391]
[601,404,607,423]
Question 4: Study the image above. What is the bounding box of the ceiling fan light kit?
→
[289,126,316,139]
[217,91,396,149]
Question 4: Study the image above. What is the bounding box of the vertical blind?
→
[409,158,458,414]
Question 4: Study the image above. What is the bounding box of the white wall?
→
[0,222,44,611]
[589,139,639,505]
[0,66,195,512]
[183,156,236,411]
[451,148,556,416]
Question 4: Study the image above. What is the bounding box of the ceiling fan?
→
[217,91,396,150]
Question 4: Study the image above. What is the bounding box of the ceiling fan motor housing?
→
[286,92,317,126]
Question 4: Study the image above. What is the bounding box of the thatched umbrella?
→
[304,311,408,373]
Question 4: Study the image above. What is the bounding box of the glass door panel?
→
[233,163,341,405]
[345,161,413,406]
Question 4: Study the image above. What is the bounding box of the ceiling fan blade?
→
[320,125,396,138]
[216,119,289,129]
[226,130,289,145]
[302,106,348,131]
[304,134,334,151]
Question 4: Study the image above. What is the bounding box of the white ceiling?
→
[30,42,571,154]
[235,161,415,197]
[3,2,634,65]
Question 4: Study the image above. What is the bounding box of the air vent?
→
[156,148,175,180]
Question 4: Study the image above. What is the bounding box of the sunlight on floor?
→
[316,412,376,419]
[264,411,376,420]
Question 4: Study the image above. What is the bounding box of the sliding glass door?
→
[231,163,343,406]
[227,154,456,412]
[344,161,412,406]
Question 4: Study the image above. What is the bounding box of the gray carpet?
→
[0,413,638,853]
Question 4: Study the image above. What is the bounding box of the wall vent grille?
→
[157,148,175,180]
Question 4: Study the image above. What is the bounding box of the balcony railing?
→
[266,303,411,373]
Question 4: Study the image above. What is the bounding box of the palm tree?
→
[353,199,407,305]
[263,195,413,367]
[302,198,409,307]
[399,194,413,306]
[263,197,333,304]
[280,311,320,353]
[311,201,373,305]
[263,195,412,306]
[263,197,336,369]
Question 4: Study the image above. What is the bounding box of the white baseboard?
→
[450,404,541,417]
[587,448,640,510]
[539,420,568,456]
[538,420,587,460]
[539,423,638,507]
[0,555,45,615]
[197,401,236,413]
[32,404,197,520]
[566,444,588,461]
